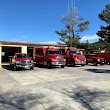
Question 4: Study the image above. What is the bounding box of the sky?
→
[0,0,110,44]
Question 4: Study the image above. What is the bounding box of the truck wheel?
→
[30,66,34,70]
[100,63,104,66]
[36,61,39,67]
[47,61,52,69]
[36,61,41,68]
[93,62,97,66]
[65,62,68,66]
[9,64,12,67]
[86,62,88,65]
[70,60,75,67]
[61,65,65,68]
[13,64,17,71]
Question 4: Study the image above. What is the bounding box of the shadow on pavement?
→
[0,91,46,110]
[1,85,110,110]
[85,68,110,74]
[2,64,13,71]
[2,65,32,71]
[62,86,110,110]
[0,90,73,110]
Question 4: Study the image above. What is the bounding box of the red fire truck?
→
[94,52,110,64]
[59,47,86,66]
[34,46,66,69]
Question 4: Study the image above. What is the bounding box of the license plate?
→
[25,66,30,69]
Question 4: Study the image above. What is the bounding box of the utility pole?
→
[67,0,76,47]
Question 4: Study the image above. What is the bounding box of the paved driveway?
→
[0,65,110,110]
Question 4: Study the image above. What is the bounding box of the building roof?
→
[0,40,66,47]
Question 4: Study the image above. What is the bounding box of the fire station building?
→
[0,40,66,65]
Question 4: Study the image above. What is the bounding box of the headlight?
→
[85,58,86,61]
[97,59,100,62]
[31,60,34,63]
[75,57,79,61]
[63,58,66,61]
[52,59,57,62]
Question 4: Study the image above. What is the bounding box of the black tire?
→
[100,63,104,66]
[30,66,34,70]
[93,62,97,66]
[47,61,52,69]
[9,64,12,67]
[86,62,88,65]
[70,60,75,67]
[65,62,68,66]
[37,61,41,68]
[13,64,17,71]
[61,65,65,68]
[36,61,39,67]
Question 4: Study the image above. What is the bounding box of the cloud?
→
[80,34,99,42]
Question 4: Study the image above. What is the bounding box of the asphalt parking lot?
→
[0,64,110,110]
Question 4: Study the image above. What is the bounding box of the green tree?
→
[96,4,110,43]
[55,7,89,47]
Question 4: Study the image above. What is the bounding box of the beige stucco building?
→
[0,40,66,65]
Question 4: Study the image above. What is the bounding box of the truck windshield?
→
[17,54,30,58]
[91,55,97,58]
[72,51,81,55]
[49,51,60,54]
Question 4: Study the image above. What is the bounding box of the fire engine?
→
[94,52,110,64]
[59,47,86,66]
[85,54,105,66]
[34,46,66,69]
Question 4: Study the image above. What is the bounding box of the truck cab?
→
[9,53,34,70]
[59,47,86,66]
[34,46,66,69]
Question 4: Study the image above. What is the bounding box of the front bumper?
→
[52,61,66,66]
[16,64,34,69]
[97,61,105,64]
[75,61,86,65]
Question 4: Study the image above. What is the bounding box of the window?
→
[48,50,60,54]
[71,51,81,55]
[36,49,43,55]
